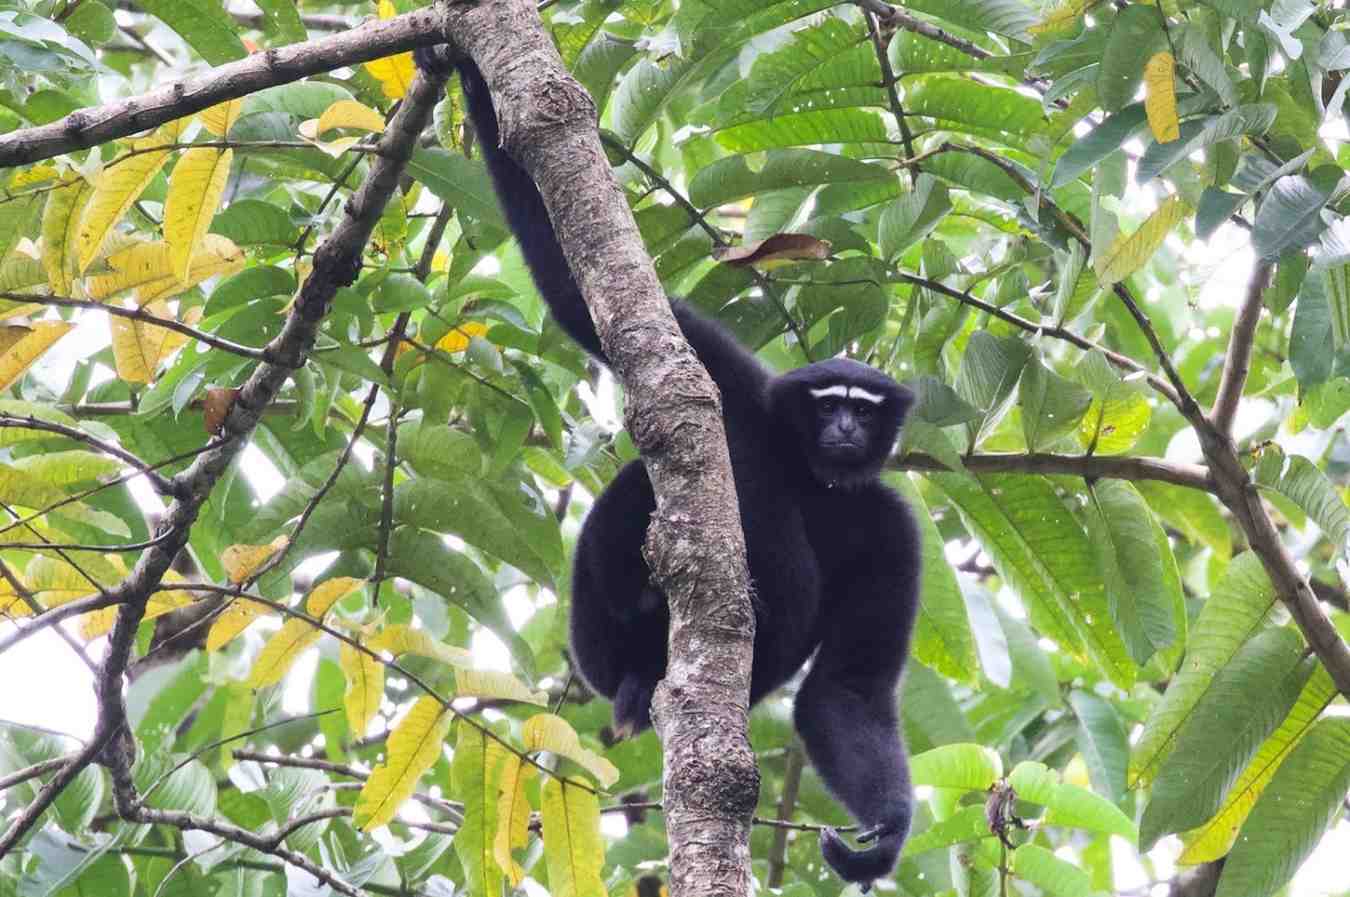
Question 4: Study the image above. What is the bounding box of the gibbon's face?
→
[810,383,889,465]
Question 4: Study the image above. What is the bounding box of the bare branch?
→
[893,452,1214,492]
[1210,259,1273,436]
[0,756,73,793]
[0,9,444,166]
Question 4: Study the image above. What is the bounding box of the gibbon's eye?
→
[854,402,875,420]
[820,399,840,415]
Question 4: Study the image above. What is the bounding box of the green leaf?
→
[903,0,1036,39]
[1215,718,1350,897]
[909,743,1002,791]
[1010,844,1093,897]
[901,662,977,753]
[1075,351,1151,454]
[1086,480,1179,664]
[1136,481,1233,561]
[385,529,536,679]
[1097,5,1165,112]
[1253,447,1350,556]
[210,198,300,246]
[64,1,115,45]
[1139,627,1312,850]
[1131,552,1280,785]
[934,472,1136,688]
[408,149,508,231]
[742,17,868,115]
[902,805,990,856]
[888,474,977,684]
[252,0,305,44]
[687,149,894,209]
[1135,105,1277,184]
[1252,175,1333,260]
[879,174,952,262]
[135,0,245,64]
[903,78,1047,148]
[1018,355,1092,451]
[714,108,890,152]
[611,56,700,146]
[1068,690,1128,804]
[394,475,563,587]
[1196,189,1247,241]
[1042,781,1136,839]
[1180,664,1339,864]
[1053,104,1148,187]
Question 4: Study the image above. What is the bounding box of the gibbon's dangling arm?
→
[451,56,606,360]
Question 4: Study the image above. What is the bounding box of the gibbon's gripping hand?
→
[612,674,656,739]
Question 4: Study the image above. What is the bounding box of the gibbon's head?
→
[769,358,914,490]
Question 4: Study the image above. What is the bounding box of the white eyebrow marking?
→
[848,387,886,405]
[809,385,848,399]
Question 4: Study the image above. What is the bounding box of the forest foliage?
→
[0,0,1349,896]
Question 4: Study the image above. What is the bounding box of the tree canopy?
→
[0,1,1349,897]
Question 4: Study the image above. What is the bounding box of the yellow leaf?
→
[1093,195,1188,286]
[316,100,387,135]
[354,695,451,830]
[109,301,188,383]
[165,147,233,284]
[1144,52,1180,143]
[10,165,58,189]
[369,624,472,666]
[85,235,244,304]
[451,724,507,897]
[340,641,385,736]
[19,555,97,610]
[436,322,489,354]
[0,322,74,391]
[1029,0,1095,35]
[206,598,272,651]
[305,576,365,616]
[522,713,619,788]
[246,617,323,688]
[366,55,416,100]
[41,179,91,294]
[494,755,535,886]
[200,98,244,137]
[453,668,548,707]
[221,536,289,582]
[80,589,192,639]
[541,777,606,897]
[77,140,173,272]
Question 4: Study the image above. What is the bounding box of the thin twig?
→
[0,293,268,360]
[0,413,175,494]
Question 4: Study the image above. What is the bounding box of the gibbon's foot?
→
[612,675,656,739]
[856,815,907,844]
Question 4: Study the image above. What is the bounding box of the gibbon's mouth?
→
[821,440,864,454]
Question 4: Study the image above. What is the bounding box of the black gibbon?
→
[420,48,921,887]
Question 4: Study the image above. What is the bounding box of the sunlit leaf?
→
[494,754,535,886]
[245,618,322,688]
[522,713,619,788]
[1143,52,1180,142]
[354,696,452,830]
[541,777,606,897]
[340,642,384,737]
[165,146,233,283]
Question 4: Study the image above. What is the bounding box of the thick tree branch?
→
[442,4,759,897]
[0,9,443,167]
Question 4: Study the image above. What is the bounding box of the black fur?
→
[447,55,920,888]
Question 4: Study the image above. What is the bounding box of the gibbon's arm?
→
[456,59,774,399]
[456,59,604,359]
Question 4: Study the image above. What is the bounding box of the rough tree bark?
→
[437,3,760,897]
